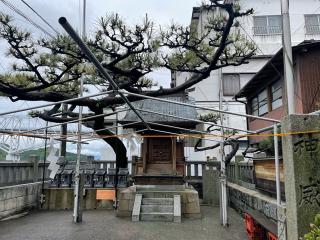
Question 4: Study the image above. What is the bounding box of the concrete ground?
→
[0,206,247,240]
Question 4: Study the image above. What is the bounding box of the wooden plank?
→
[146,163,173,175]
[96,189,115,200]
[187,164,191,177]
[142,140,147,173]
[254,159,284,182]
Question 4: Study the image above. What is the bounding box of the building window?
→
[271,80,282,110]
[253,15,282,35]
[305,14,320,35]
[251,97,259,116]
[223,74,240,96]
[251,80,283,117]
[258,89,268,115]
[251,89,268,116]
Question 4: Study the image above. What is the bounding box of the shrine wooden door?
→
[146,137,173,175]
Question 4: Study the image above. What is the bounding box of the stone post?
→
[281,114,320,239]
[29,155,39,183]
[234,155,243,184]
[202,163,220,206]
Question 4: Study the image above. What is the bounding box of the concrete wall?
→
[42,188,114,210]
[228,182,286,239]
[0,182,42,220]
[196,0,320,55]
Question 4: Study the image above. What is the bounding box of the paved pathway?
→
[0,206,247,240]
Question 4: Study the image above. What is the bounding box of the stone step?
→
[142,198,173,205]
[141,204,174,213]
[140,191,176,198]
[132,194,142,222]
[140,212,174,222]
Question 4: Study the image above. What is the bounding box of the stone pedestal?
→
[117,185,201,219]
[282,114,320,239]
[202,166,220,206]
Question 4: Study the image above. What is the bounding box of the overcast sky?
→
[0,0,202,159]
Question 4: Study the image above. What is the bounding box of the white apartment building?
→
[173,0,320,161]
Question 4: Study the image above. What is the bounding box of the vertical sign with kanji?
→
[282,115,320,240]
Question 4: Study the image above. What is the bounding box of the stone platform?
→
[117,184,201,219]
[0,206,247,240]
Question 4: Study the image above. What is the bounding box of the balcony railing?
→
[253,26,282,35]
[306,25,320,35]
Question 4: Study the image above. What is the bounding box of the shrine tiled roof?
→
[119,93,198,129]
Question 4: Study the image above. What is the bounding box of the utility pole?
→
[73,0,86,223]
[218,67,228,226]
[60,103,68,158]
[281,0,295,114]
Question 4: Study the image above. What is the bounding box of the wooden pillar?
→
[142,138,147,174]
[172,137,177,174]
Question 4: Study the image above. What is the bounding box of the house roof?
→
[235,40,320,99]
[119,93,198,129]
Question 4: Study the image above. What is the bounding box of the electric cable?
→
[0,0,55,38]
[20,0,60,35]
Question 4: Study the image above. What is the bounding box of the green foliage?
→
[301,214,320,240]
[0,148,88,162]
[0,2,256,116]
[258,134,282,157]
[199,112,220,123]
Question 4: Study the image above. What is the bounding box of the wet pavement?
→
[0,206,247,240]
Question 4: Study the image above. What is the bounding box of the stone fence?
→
[226,160,255,188]
[0,156,49,187]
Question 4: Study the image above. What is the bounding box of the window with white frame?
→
[223,74,240,96]
[253,15,282,35]
[271,80,283,110]
[305,14,320,35]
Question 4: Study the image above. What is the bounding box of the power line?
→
[0,0,55,38]
[20,0,60,35]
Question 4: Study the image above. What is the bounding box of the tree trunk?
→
[94,109,127,168]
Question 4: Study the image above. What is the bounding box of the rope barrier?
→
[2,128,320,139]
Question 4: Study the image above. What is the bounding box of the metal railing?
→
[253,26,282,35]
[306,25,320,35]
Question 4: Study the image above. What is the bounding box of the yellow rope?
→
[1,128,320,140]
